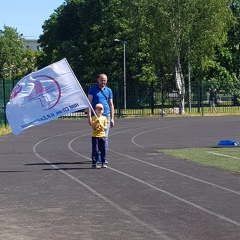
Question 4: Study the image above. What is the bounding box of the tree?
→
[228,0,240,79]
[200,1,240,98]
[38,0,236,112]
[128,0,234,114]
[38,0,115,81]
[38,0,157,89]
[0,26,37,80]
[0,26,25,80]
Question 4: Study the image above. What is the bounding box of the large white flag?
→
[6,58,91,135]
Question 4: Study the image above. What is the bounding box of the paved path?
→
[0,116,240,240]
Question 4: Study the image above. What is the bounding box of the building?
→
[20,34,41,51]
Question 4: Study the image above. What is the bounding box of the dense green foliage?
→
[0,26,37,80]
[0,0,240,99]
[37,0,239,96]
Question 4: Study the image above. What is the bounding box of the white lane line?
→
[109,127,240,196]
[33,135,171,239]
[109,148,240,196]
[70,134,240,227]
[108,165,240,227]
[69,141,240,227]
[36,124,240,197]
[207,151,240,160]
[131,125,182,149]
[120,127,240,196]
[33,123,240,230]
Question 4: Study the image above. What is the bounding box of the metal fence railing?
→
[0,79,15,126]
[1,78,239,126]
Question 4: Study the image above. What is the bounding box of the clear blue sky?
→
[0,0,65,39]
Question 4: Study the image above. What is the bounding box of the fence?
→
[1,78,240,126]
[0,79,15,126]
[91,80,240,117]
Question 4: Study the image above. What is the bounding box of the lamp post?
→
[188,38,191,113]
[114,39,126,110]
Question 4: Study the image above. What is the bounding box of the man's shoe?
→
[92,164,101,169]
[102,164,108,168]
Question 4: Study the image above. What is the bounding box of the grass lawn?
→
[0,125,11,136]
[159,147,240,173]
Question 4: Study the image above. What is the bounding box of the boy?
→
[91,103,108,169]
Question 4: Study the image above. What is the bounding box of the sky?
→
[0,0,65,39]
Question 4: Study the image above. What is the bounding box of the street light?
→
[114,38,126,110]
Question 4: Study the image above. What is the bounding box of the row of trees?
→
[1,0,240,113]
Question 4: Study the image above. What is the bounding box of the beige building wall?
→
[20,34,41,51]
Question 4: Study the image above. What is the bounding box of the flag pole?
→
[64,58,97,118]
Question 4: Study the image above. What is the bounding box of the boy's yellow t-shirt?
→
[91,115,107,137]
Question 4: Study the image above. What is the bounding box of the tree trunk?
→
[175,56,185,114]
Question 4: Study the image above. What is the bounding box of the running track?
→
[0,116,240,240]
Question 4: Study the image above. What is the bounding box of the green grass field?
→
[0,124,11,136]
[159,147,240,173]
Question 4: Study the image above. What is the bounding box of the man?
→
[208,87,218,113]
[87,74,115,164]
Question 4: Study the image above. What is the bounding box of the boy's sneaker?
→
[92,164,101,169]
[102,164,108,168]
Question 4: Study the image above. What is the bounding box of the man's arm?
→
[109,98,115,128]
